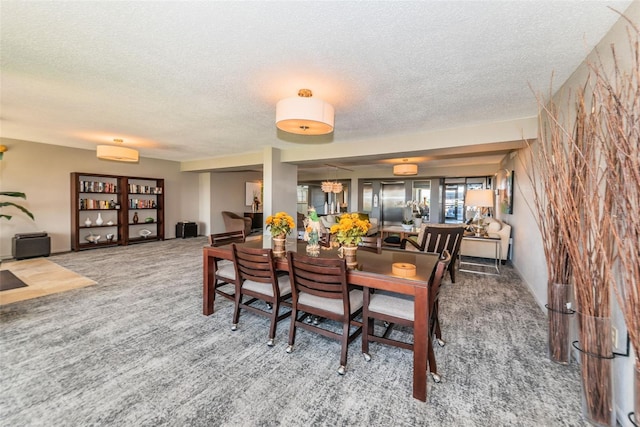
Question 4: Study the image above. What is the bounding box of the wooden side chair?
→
[285,252,363,375]
[401,225,464,283]
[207,230,246,301]
[231,244,292,346]
[358,236,382,254]
[362,251,452,383]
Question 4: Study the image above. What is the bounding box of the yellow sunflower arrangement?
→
[265,212,295,238]
[330,213,371,246]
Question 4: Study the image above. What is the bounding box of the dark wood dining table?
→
[202,237,439,402]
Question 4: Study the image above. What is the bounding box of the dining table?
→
[202,236,439,402]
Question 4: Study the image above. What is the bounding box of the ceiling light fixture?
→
[276,89,334,135]
[322,166,343,194]
[97,139,139,162]
[393,159,418,176]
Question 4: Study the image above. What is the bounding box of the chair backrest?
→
[209,230,246,247]
[358,236,382,254]
[428,250,452,306]
[286,252,349,309]
[222,211,252,234]
[231,244,280,293]
[423,226,465,259]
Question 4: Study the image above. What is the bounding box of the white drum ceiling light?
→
[97,139,139,162]
[276,89,334,135]
[393,159,418,176]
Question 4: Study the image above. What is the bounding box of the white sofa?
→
[459,218,511,262]
[320,214,379,236]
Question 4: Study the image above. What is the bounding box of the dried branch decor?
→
[592,16,640,421]
[526,12,640,426]
[522,99,574,364]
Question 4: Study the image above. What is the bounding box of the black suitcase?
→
[176,222,197,238]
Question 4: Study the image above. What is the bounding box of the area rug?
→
[0,270,28,291]
[0,258,97,305]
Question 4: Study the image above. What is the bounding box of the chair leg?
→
[362,316,372,361]
[338,321,350,375]
[449,264,456,283]
[232,292,241,331]
[427,339,441,383]
[286,307,298,353]
[267,299,278,347]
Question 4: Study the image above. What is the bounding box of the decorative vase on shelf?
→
[133,212,139,224]
[272,234,286,258]
[95,212,103,226]
[338,245,358,270]
[84,217,92,227]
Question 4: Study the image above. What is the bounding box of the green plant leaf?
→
[0,201,34,220]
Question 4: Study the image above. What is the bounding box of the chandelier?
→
[321,180,342,193]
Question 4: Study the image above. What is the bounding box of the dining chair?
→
[285,251,363,375]
[207,230,247,301]
[361,250,452,383]
[231,244,292,346]
[401,225,464,283]
[358,236,382,254]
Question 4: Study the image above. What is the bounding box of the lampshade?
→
[465,189,494,207]
[97,144,139,162]
[276,89,334,135]
[393,163,418,176]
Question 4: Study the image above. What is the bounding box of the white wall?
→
[208,170,262,234]
[0,138,200,258]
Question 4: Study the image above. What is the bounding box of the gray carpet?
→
[0,237,587,426]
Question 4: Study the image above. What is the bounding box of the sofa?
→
[459,218,511,262]
[319,213,379,236]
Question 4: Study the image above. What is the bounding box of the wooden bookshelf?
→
[71,173,165,251]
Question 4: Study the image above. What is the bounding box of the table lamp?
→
[465,189,494,236]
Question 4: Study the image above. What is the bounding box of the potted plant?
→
[0,192,34,221]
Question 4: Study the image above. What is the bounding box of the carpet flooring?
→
[0,258,97,305]
[0,237,588,426]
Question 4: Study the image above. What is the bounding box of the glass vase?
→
[576,312,614,427]
[339,245,358,270]
[547,282,573,364]
[272,235,286,258]
[634,358,639,426]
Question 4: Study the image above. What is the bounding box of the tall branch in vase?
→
[593,16,640,419]
[529,62,619,426]
[521,92,574,364]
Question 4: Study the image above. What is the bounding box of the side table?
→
[459,234,501,275]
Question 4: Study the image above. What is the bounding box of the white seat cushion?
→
[216,262,236,280]
[368,292,414,321]
[242,275,292,297]
[298,289,363,315]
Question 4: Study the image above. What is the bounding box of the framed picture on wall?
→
[496,169,514,214]
[245,182,262,207]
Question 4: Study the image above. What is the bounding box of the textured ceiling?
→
[0,1,634,169]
